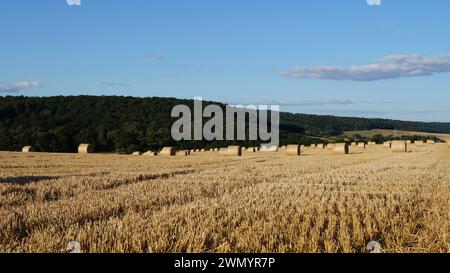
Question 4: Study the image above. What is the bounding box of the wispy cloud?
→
[0,81,44,93]
[279,54,450,81]
[150,53,165,61]
[101,81,129,87]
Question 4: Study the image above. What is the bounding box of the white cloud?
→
[279,54,450,81]
[0,81,44,93]
[66,0,81,6]
[367,0,381,6]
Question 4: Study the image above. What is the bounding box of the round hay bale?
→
[260,146,278,152]
[22,146,36,153]
[357,142,366,149]
[78,144,94,154]
[220,145,242,156]
[244,147,256,153]
[176,150,189,156]
[326,143,335,150]
[132,151,142,156]
[383,142,392,148]
[426,140,435,144]
[286,145,301,156]
[160,147,176,156]
[405,140,412,144]
[143,151,158,156]
[368,141,376,146]
[333,143,349,154]
[391,140,409,153]
[414,140,424,146]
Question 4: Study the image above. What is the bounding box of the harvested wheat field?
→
[0,144,449,253]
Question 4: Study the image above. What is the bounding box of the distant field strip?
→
[0,145,449,253]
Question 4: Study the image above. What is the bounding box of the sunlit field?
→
[1,144,449,253]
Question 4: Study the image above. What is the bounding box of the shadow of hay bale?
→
[0,176,57,185]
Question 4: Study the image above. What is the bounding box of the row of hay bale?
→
[382,139,437,149]
[132,146,258,157]
[383,140,440,152]
[287,143,349,155]
[133,147,187,157]
[22,139,448,157]
[22,144,95,154]
[281,141,443,155]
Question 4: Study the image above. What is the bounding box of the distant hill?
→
[341,129,450,140]
[1,96,449,153]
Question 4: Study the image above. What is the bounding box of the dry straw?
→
[22,146,36,153]
[160,147,176,156]
[132,151,142,156]
[333,143,349,154]
[426,140,435,144]
[286,145,301,156]
[391,140,410,153]
[78,144,94,154]
[326,143,335,150]
[383,142,392,148]
[368,142,376,146]
[316,144,325,149]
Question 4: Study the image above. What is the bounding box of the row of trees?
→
[0,96,448,153]
[346,134,442,144]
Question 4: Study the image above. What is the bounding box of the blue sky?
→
[1,0,450,122]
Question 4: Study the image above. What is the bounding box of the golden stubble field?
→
[0,144,449,253]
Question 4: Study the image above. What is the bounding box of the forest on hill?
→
[0,96,448,153]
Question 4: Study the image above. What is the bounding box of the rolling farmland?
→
[1,144,449,253]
